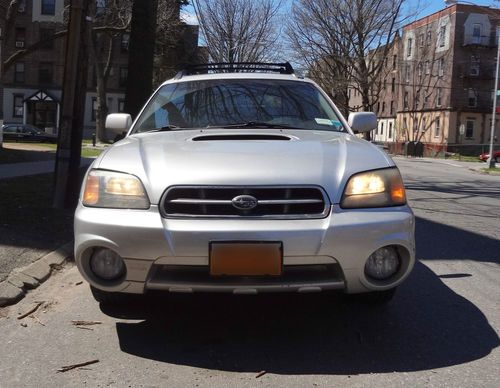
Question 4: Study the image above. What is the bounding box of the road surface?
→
[0,157,499,387]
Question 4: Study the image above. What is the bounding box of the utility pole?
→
[53,0,90,209]
[488,32,499,169]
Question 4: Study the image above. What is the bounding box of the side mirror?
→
[348,112,377,133]
[105,113,132,139]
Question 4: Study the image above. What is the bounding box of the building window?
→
[377,102,380,113]
[425,61,430,75]
[381,122,384,135]
[417,63,423,79]
[436,88,442,107]
[435,118,440,137]
[466,120,474,138]
[118,99,125,112]
[419,33,424,47]
[438,25,446,47]
[18,0,26,13]
[391,77,395,92]
[13,95,24,117]
[405,65,410,83]
[119,67,128,88]
[15,27,26,48]
[392,55,397,69]
[96,0,107,15]
[424,90,429,107]
[426,30,431,46]
[438,58,444,77]
[468,89,477,107]
[390,100,394,115]
[407,38,412,57]
[14,62,25,83]
[41,0,56,15]
[388,122,393,138]
[91,98,97,121]
[470,55,480,76]
[40,28,55,49]
[121,33,130,51]
[382,101,385,113]
[404,92,409,109]
[472,24,482,45]
[38,62,53,84]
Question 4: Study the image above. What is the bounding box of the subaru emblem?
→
[232,195,258,210]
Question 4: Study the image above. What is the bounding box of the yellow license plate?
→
[210,242,283,276]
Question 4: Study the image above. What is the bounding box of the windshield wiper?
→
[210,121,301,130]
[149,124,185,132]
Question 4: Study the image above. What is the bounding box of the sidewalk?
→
[0,158,94,179]
[392,155,499,174]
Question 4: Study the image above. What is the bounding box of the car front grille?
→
[161,186,330,219]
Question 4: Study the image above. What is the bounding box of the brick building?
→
[349,3,500,152]
[1,0,203,136]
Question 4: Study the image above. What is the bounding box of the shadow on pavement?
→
[416,217,499,264]
[109,217,500,374]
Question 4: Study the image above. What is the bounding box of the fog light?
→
[365,246,400,280]
[89,248,126,280]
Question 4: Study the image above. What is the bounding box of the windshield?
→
[132,79,346,133]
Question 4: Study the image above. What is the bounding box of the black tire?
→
[495,156,499,163]
[90,285,133,305]
[350,287,397,305]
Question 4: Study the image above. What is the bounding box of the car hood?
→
[95,129,394,204]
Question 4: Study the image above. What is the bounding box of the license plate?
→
[210,242,283,276]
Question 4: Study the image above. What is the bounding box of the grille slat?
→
[161,186,330,219]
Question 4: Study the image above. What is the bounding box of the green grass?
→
[445,155,481,163]
[481,167,500,174]
[0,143,104,164]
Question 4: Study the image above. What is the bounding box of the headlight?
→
[82,169,150,209]
[341,167,406,208]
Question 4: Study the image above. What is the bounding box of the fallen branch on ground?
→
[17,302,44,320]
[71,320,102,326]
[57,359,99,372]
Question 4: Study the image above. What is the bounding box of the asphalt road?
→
[0,157,499,387]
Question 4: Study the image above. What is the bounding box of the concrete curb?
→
[0,242,74,307]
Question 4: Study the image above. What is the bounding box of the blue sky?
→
[183,0,497,26]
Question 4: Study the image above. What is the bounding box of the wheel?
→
[90,285,134,305]
[496,156,499,163]
[348,287,397,305]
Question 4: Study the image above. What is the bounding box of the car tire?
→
[90,286,133,305]
[349,287,397,305]
[496,156,499,163]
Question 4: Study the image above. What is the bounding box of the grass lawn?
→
[0,142,104,164]
[481,167,500,174]
[445,155,481,163]
[0,173,75,252]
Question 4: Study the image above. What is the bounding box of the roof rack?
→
[177,62,295,78]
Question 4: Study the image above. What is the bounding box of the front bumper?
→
[74,204,415,294]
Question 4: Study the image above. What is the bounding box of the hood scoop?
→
[192,134,292,141]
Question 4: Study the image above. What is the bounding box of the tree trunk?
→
[53,0,90,209]
[124,0,158,119]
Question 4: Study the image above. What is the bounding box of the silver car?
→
[75,63,415,305]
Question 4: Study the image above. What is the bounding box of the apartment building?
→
[1,0,203,136]
[349,3,500,149]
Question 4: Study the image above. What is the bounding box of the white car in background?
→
[74,62,415,305]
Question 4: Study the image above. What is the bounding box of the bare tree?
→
[287,0,410,119]
[192,0,283,63]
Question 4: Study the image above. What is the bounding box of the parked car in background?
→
[479,150,500,162]
[1,123,57,143]
[74,62,415,306]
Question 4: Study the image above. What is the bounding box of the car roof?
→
[161,72,315,86]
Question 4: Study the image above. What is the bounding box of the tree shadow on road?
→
[110,217,500,375]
